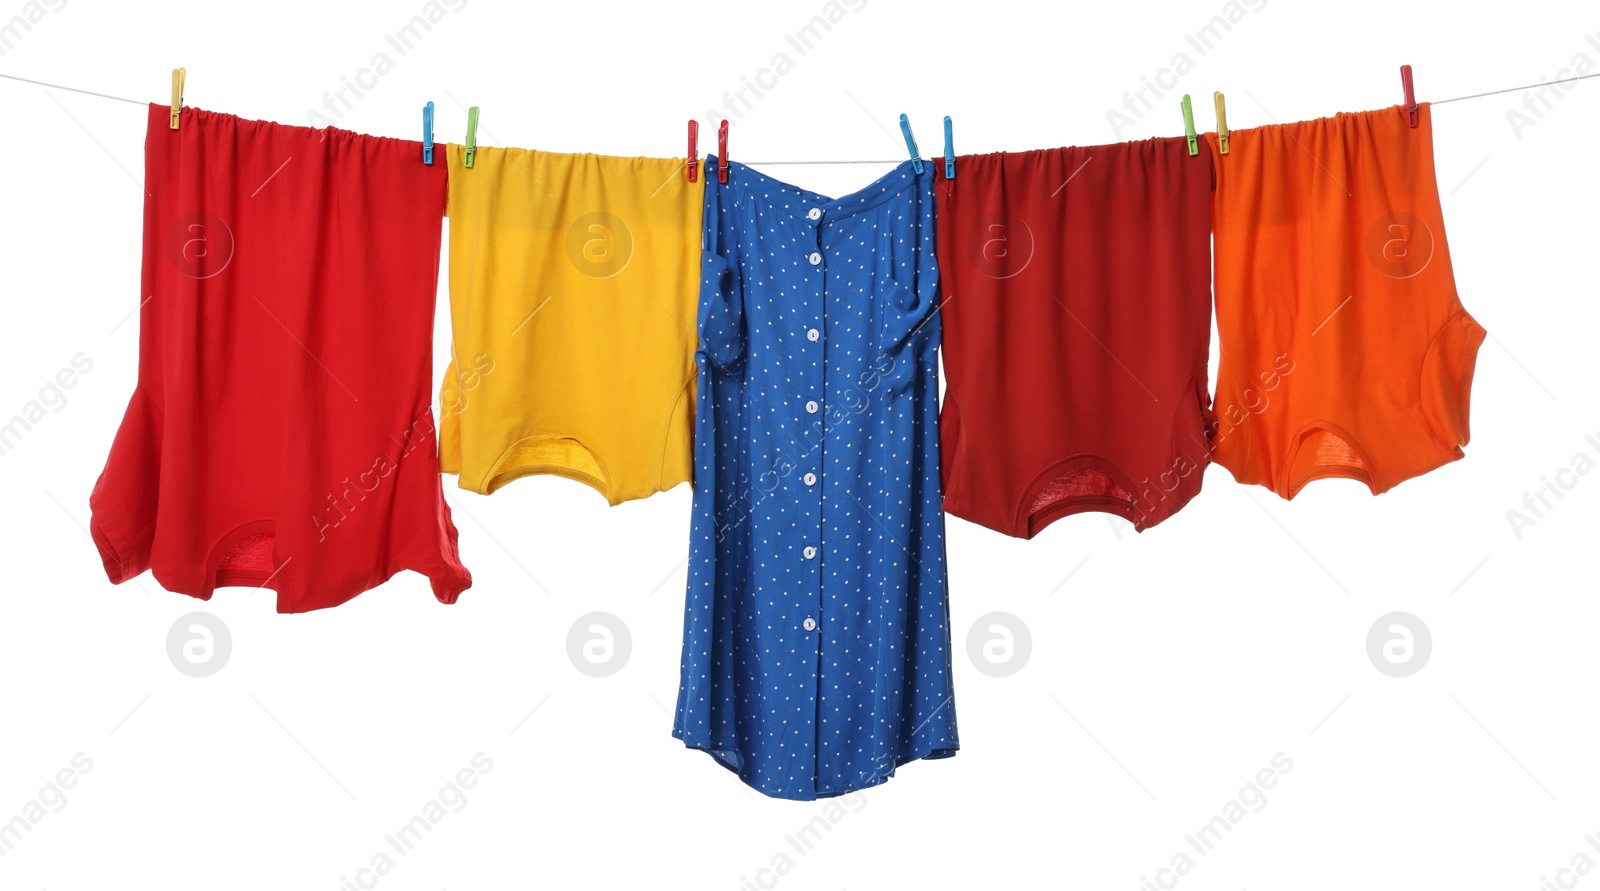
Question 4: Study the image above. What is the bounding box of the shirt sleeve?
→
[697,174,745,371]
[876,179,941,399]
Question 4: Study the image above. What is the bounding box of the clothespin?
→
[717,119,729,184]
[898,114,924,175]
[687,120,698,182]
[1213,92,1229,154]
[423,101,435,165]
[1180,94,1198,156]
[1400,64,1419,128]
[943,115,955,179]
[464,106,479,168]
[169,67,185,130]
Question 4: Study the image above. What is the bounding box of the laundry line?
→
[2,68,1597,165]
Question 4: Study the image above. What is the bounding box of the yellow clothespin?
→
[170,67,186,130]
[1214,91,1229,154]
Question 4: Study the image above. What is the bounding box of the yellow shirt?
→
[439,144,704,503]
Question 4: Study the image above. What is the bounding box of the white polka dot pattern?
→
[672,156,959,801]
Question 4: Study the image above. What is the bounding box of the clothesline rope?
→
[0,71,145,105]
[1430,70,1600,104]
[3,67,1597,164]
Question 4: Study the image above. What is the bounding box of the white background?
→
[1,1,1596,888]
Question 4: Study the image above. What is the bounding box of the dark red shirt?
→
[932,139,1216,536]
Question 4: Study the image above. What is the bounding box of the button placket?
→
[802,215,826,421]
[800,209,826,645]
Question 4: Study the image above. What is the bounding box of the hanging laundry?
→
[438,145,704,503]
[1206,103,1486,498]
[673,156,958,800]
[931,138,1216,536]
[88,105,470,612]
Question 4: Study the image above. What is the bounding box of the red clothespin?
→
[1400,64,1419,128]
[717,119,729,184]
[687,120,698,182]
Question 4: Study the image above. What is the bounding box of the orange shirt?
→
[1206,103,1486,498]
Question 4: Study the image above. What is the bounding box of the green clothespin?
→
[464,106,480,169]
[1181,94,1198,156]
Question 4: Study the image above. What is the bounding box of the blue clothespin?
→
[943,115,954,179]
[898,114,924,175]
[423,101,435,165]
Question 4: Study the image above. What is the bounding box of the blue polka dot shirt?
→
[673,157,959,800]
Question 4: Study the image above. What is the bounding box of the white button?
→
[807,208,822,221]
[805,400,819,414]
[806,328,820,342]
[802,617,818,632]
[803,472,817,486]
[808,251,822,265]
[803,546,817,560]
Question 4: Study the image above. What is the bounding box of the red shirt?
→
[932,139,1216,536]
[89,105,470,611]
